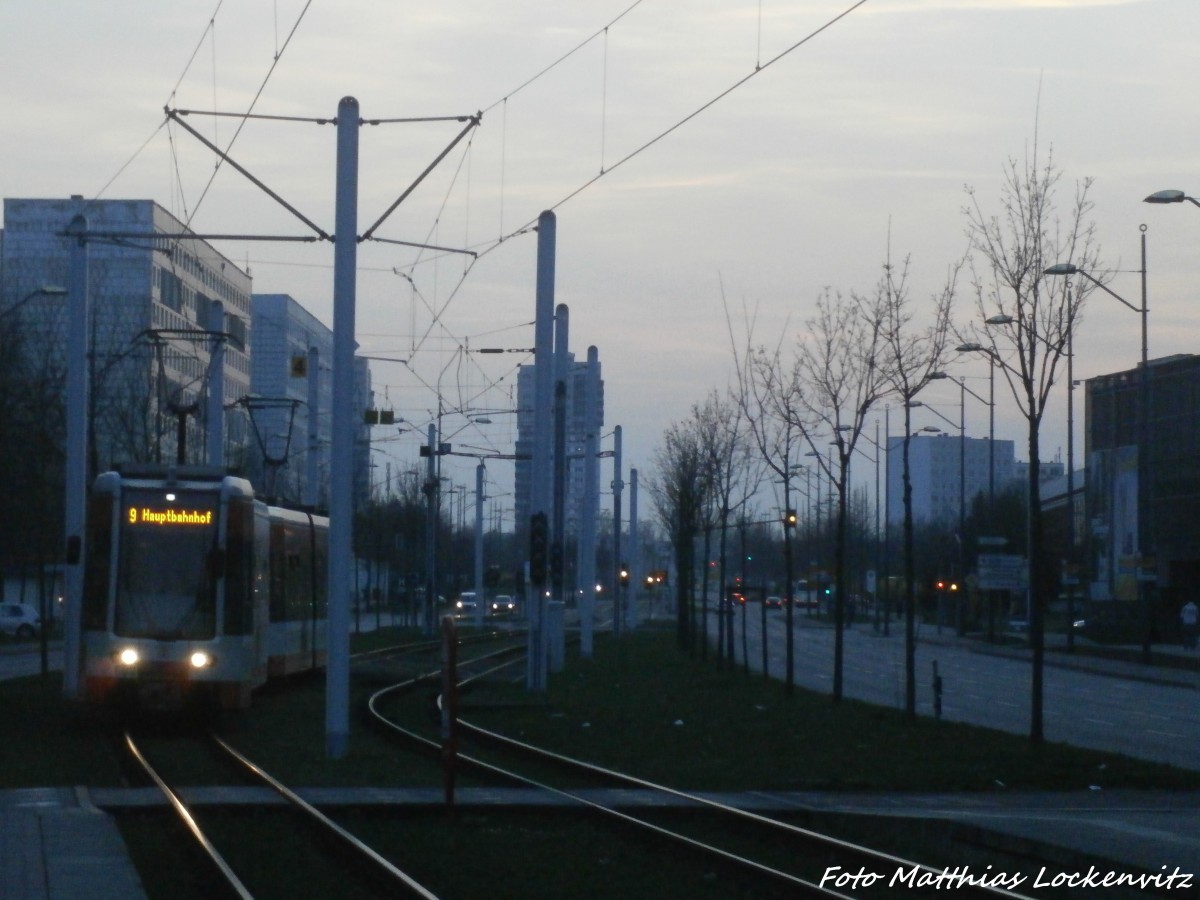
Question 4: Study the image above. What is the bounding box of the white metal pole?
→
[528,210,555,691]
[62,204,88,700]
[206,299,225,467]
[612,424,623,635]
[326,96,359,759]
[579,346,599,656]
[305,346,320,508]
[629,467,639,629]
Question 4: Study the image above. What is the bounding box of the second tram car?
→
[82,465,328,709]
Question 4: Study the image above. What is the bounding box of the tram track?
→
[105,627,1070,898]
[121,728,440,900]
[364,628,1045,900]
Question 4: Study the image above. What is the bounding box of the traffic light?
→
[784,509,798,528]
[529,513,548,585]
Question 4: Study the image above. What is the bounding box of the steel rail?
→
[367,683,852,898]
[400,628,1040,900]
[123,731,255,900]
[455,716,1039,900]
[209,734,440,900]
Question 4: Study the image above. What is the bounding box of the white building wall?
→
[1,197,252,471]
[250,293,335,507]
[514,357,603,536]
[886,433,1018,527]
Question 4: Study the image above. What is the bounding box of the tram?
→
[81,465,328,709]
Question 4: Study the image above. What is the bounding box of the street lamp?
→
[0,284,67,322]
[1045,233,1152,661]
[957,342,999,641]
[1144,189,1200,208]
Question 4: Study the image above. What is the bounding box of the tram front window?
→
[115,490,219,639]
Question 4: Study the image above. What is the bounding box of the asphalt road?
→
[712,605,1200,772]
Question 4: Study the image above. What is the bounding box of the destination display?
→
[126,506,214,526]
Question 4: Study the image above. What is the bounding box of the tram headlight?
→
[117,648,140,667]
[189,651,213,669]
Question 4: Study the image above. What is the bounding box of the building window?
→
[159,268,183,313]
[225,313,248,352]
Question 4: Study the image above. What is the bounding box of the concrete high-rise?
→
[2,198,253,471]
[514,354,604,541]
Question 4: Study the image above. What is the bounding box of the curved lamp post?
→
[1145,189,1200,208]
[0,284,67,322]
[1045,239,1152,662]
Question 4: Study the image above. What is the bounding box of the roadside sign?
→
[978,553,1026,590]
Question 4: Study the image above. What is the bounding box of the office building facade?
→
[513,354,604,541]
[885,433,1017,528]
[1085,353,1200,616]
[2,197,253,472]
[2,198,371,510]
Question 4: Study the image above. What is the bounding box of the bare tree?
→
[691,390,761,668]
[728,298,807,692]
[649,416,708,650]
[790,289,894,701]
[960,141,1101,743]
[880,252,958,718]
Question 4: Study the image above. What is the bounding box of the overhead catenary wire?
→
[98,1,871,473]
[488,0,872,251]
[372,0,872,446]
[170,0,315,234]
[482,0,647,116]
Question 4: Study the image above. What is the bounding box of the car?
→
[764,596,784,609]
[454,592,478,613]
[0,603,41,639]
[490,595,516,615]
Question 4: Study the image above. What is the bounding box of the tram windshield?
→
[114,488,220,639]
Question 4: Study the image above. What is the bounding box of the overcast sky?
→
[4,0,1198,521]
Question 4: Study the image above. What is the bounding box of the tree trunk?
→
[1026,417,1046,744]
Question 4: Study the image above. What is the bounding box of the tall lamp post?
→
[909,399,956,631]
[0,284,68,322]
[1045,227,1150,661]
[1145,189,1200,209]
[955,344,1000,639]
[936,373,993,634]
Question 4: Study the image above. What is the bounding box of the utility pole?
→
[326,95,359,759]
[206,299,225,467]
[612,425,624,635]
[528,210,556,691]
[579,346,600,656]
[629,467,639,629]
[61,203,88,700]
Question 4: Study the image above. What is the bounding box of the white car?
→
[0,603,42,639]
[455,592,478,613]
[490,595,516,615]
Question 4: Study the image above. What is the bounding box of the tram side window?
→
[269,521,287,622]
[224,498,254,635]
[311,527,328,616]
[284,523,311,622]
[83,495,113,629]
[268,519,326,622]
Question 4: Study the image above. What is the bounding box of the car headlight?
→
[117,648,140,667]
[189,651,213,669]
